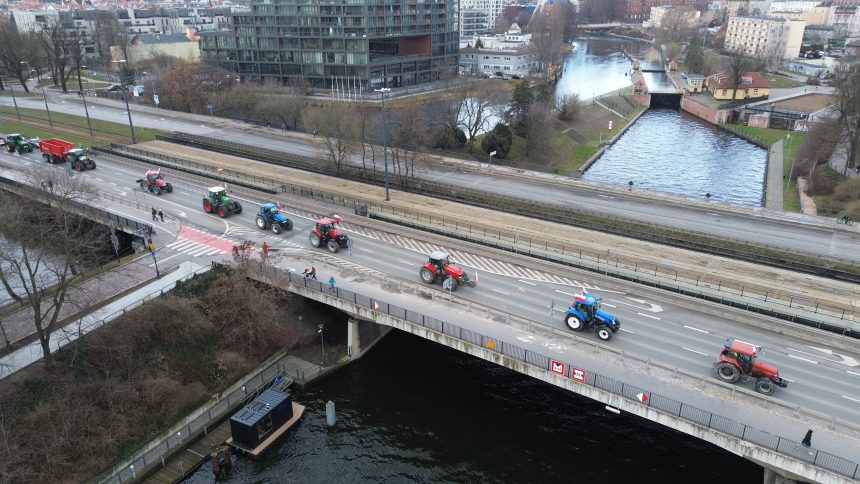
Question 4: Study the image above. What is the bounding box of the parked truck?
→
[39,138,96,170]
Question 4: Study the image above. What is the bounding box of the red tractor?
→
[309,215,350,253]
[713,339,788,395]
[137,168,173,195]
[419,251,476,291]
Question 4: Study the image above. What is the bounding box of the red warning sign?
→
[571,367,586,382]
[550,360,565,375]
[637,392,649,403]
[371,300,379,310]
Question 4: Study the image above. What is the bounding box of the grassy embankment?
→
[1,105,160,146]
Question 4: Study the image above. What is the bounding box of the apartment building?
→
[830,4,860,37]
[461,0,515,32]
[725,15,805,60]
[198,0,460,89]
[768,4,830,25]
[115,8,233,35]
[459,45,538,76]
[461,9,489,38]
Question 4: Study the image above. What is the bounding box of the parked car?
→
[681,72,688,79]
[106,84,123,92]
[27,138,40,150]
[511,74,521,80]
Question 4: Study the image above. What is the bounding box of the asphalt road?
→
[2,93,858,262]
[3,149,858,430]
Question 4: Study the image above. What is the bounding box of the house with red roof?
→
[704,71,771,101]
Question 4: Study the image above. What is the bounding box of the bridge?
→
[577,22,629,31]
[3,102,860,483]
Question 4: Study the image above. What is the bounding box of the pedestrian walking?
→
[261,241,269,264]
[40,180,47,190]
[158,209,164,222]
[151,207,157,221]
[801,429,813,447]
[309,266,317,280]
[47,179,53,192]
[328,276,336,292]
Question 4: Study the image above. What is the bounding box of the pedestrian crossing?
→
[166,226,238,257]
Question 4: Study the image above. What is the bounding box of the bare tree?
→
[830,61,860,174]
[658,8,694,44]
[459,83,503,153]
[0,20,33,93]
[33,19,79,92]
[492,15,512,34]
[308,103,359,173]
[529,10,565,71]
[0,168,109,370]
[555,93,583,121]
[724,51,755,100]
[389,103,428,186]
[257,77,309,130]
[523,102,554,159]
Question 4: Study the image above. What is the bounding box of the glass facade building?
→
[199,0,459,89]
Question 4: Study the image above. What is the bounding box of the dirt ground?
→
[134,140,858,319]
[769,93,835,113]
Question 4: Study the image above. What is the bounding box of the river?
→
[187,330,761,483]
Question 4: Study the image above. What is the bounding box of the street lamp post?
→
[784,130,795,193]
[39,83,53,127]
[113,59,137,144]
[374,87,391,201]
[317,323,326,367]
[4,76,21,120]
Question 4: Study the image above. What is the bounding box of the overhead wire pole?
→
[114,59,137,144]
[76,65,94,137]
[374,87,391,201]
[5,76,21,120]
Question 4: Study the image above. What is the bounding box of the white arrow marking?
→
[806,346,860,367]
[626,297,663,312]
[176,211,187,218]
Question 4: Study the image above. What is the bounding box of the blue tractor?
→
[256,203,293,234]
[564,293,621,341]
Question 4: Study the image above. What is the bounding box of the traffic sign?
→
[571,367,586,382]
[442,277,453,291]
[153,94,160,105]
[550,360,565,375]
[371,300,379,310]
[637,392,649,403]
[207,103,214,110]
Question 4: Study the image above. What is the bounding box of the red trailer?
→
[39,138,96,170]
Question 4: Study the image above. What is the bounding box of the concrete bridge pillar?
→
[346,317,392,359]
[763,468,797,484]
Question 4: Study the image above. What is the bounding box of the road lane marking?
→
[109,182,117,186]
[359,247,374,253]
[180,192,191,196]
[95,177,104,182]
[518,279,537,286]
[619,328,635,334]
[637,312,661,320]
[555,290,575,297]
[683,325,708,334]
[682,347,708,356]
[491,288,511,296]
[398,260,413,265]
[602,303,616,308]
[843,395,860,404]
[788,355,818,364]
[625,297,663,312]
[804,346,860,367]
[847,371,860,377]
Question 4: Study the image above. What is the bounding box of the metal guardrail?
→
[92,145,859,335]
[266,267,860,481]
[0,175,154,238]
[154,132,860,279]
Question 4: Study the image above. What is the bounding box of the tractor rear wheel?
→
[565,314,584,331]
[309,232,321,247]
[596,327,612,341]
[256,216,268,230]
[715,362,741,384]
[43,154,51,163]
[419,267,435,284]
[755,378,775,395]
[272,223,282,234]
[203,200,213,213]
[218,206,228,218]
[327,240,339,253]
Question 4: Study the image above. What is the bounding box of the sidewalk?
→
[0,261,208,380]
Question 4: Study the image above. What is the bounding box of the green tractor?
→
[202,186,242,218]
[4,134,33,154]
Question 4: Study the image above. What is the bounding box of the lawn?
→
[0,105,160,143]
[762,73,806,89]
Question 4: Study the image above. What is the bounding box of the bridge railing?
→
[281,268,859,480]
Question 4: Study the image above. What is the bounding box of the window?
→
[256,415,274,439]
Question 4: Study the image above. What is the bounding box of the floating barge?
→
[226,389,306,458]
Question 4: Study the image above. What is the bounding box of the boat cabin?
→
[229,389,294,450]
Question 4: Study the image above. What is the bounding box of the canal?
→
[186,330,761,483]
[559,36,767,206]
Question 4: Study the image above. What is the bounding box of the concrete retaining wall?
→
[681,96,730,124]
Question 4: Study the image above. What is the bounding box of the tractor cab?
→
[261,202,279,216]
[69,148,88,163]
[208,186,227,201]
[145,169,162,182]
[564,293,621,340]
[315,215,344,238]
[719,339,762,376]
[428,251,452,274]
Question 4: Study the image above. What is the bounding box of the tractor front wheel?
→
[272,223,282,234]
[256,216,268,230]
[755,378,776,395]
[419,267,436,284]
[283,220,293,231]
[714,362,741,384]
[165,183,172,193]
[203,200,213,213]
[565,314,584,331]
[233,202,242,214]
[596,327,612,341]
[218,206,228,218]
[327,240,340,253]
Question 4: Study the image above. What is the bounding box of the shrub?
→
[807,170,837,196]
[832,177,860,204]
[482,123,513,159]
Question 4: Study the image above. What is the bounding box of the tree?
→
[93,11,128,65]
[482,123,513,159]
[508,80,534,134]
[685,41,705,74]
[830,61,860,174]
[0,19,33,93]
[257,77,310,130]
[724,51,755,100]
[0,168,111,370]
[523,102,554,159]
[492,15,512,34]
[657,8,694,43]
[33,19,79,92]
[159,62,236,113]
[308,103,359,173]
[459,83,503,153]
[475,38,484,49]
[555,93,583,121]
[388,103,428,185]
[529,10,565,71]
